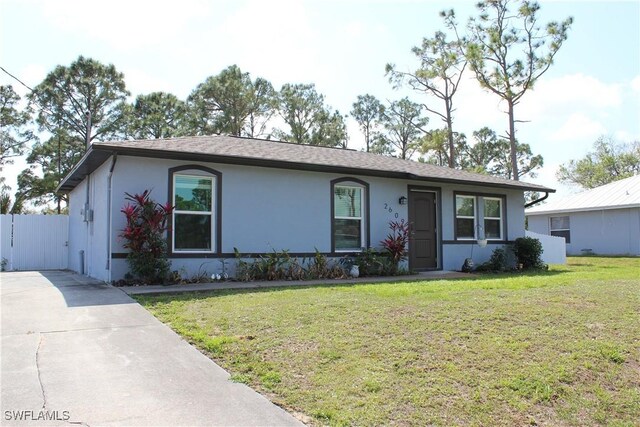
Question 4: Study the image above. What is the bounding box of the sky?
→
[1,0,639,205]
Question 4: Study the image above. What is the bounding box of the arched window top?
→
[167,165,222,255]
[330,177,370,252]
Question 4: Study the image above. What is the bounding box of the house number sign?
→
[383,203,400,219]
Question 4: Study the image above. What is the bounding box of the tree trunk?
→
[507,99,519,181]
[365,127,370,152]
[446,108,454,168]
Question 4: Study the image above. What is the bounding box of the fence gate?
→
[0,214,69,271]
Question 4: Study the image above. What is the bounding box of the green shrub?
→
[355,248,389,276]
[234,248,293,281]
[306,249,346,280]
[513,237,547,270]
[476,246,517,272]
[233,248,346,281]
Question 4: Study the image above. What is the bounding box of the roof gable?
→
[58,134,554,193]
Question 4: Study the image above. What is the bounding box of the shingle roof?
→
[58,134,554,193]
[526,174,640,215]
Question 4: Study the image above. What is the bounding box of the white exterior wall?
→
[67,180,86,274]
[527,207,640,256]
[69,155,529,281]
[525,230,567,264]
[66,159,113,281]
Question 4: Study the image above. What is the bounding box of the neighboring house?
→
[57,135,553,282]
[526,174,640,256]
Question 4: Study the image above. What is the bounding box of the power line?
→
[0,66,76,135]
[0,66,35,92]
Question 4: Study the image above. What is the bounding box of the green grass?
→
[135,257,640,426]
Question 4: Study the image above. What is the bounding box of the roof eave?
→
[406,173,553,193]
[526,204,640,216]
[56,148,111,193]
[57,143,555,194]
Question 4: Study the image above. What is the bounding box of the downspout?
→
[105,153,118,282]
[525,191,549,209]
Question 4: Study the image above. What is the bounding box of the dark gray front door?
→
[408,191,437,270]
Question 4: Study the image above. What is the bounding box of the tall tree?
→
[454,0,572,180]
[487,139,543,179]
[1,85,34,166]
[1,84,34,213]
[418,128,467,167]
[16,130,83,211]
[313,110,349,148]
[457,127,496,173]
[28,55,130,144]
[377,98,429,160]
[386,30,466,168]
[186,65,276,137]
[0,181,24,214]
[19,57,129,210]
[351,94,383,152]
[457,126,543,179]
[275,83,348,147]
[557,136,640,189]
[127,92,187,139]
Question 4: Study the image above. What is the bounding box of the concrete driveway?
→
[1,271,303,426]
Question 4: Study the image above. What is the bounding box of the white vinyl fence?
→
[525,230,566,265]
[0,214,69,271]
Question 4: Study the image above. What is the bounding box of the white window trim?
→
[549,216,570,232]
[172,174,215,253]
[483,197,503,241]
[549,216,570,242]
[334,184,366,252]
[455,195,477,240]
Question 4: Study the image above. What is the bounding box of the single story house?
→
[526,174,640,256]
[57,135,554,282]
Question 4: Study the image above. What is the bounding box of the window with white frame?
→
[455,195,476,239]
[173,174,215,252]
[333,184,365,251]
[550,216,570,243]
[483,197,503,240]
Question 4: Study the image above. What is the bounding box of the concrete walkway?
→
[0,271,303,426]
[123,270,472,296]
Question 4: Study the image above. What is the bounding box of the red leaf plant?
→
[380,219,411,272]
[119,190,174,283]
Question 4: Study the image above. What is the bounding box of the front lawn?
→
[135,257,640,426]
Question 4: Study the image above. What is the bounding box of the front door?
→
[408,190,437,270]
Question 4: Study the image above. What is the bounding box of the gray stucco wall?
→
[527,208,640,256]
[66,159,112,281]
[67,180,86,275]
[67,155,528,281]
[439,185,525,271]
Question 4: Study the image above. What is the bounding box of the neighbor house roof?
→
[526,174,640,216]
[57,134,554,193]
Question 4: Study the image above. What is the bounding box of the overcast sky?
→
[1,0,639,202]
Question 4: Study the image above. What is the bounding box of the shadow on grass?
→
[570,254,639,258]
[567,264,624,269]
[133,269,571,304]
